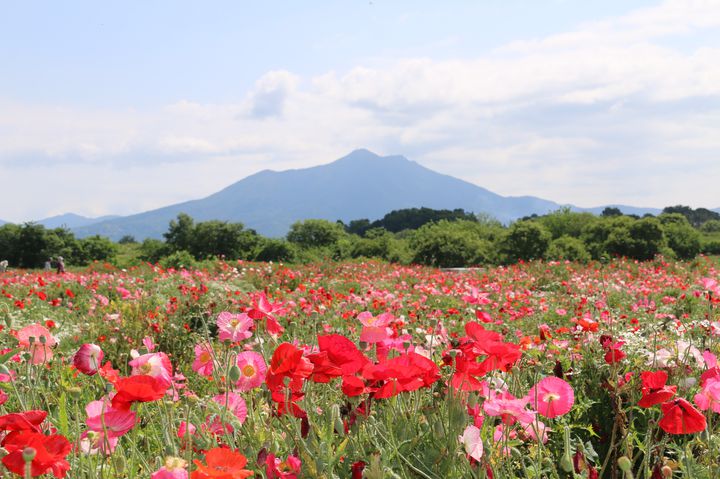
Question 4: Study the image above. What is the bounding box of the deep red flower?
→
[265,343,313,393]
[351,461,366,479]
[658,398,707,434]
[0,410,47,432]
[2,431,71,478]
[317,334,369,375]
[112,375,170,410]
[638,371,677,408]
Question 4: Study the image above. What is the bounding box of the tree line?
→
[1,205,719,269]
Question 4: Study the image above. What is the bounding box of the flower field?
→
[1,257,720,478]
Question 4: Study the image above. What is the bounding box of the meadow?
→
[0,256,719,478]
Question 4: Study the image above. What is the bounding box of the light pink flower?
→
[212,392,247,424]
[695,376,720,413]
[192,343,215,378]
[79,430,119,455]
[235,351,267,391]
[358,312,392,343]
[17,324,57,364]
[86,403,137,438]
[459,425,484,461]
[216,312,253,342]
[143,336,157,352]
[527,377,575,419]
[129,352,173,385]
[483,391,535,424]
[73,344,104,376]
[151,457,188,479]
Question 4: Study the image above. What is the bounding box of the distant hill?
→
[73,149,667,240]
[36,213,120,230]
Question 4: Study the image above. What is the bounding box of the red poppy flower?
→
[638,371,677,408]
[112,375,170,410]
[191,447,253,479]
[265,343,313,393]
[658,398,706,435]
[2,431,71,478]
[0,410,47,432]
[317,334,369,376]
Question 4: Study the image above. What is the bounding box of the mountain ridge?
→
[4,149,714,240]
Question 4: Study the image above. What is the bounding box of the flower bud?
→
[618,456,632,472]
[22,447,36,463]
[228,364,241,383]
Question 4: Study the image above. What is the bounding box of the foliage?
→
[545,235,591,262]
[410,219,492,267]
[499,220,552,263]
[349,207,480,235]
[659,214,701,259]
[286,219,346,248]
[663,205,720,228]
[540,207,598,239]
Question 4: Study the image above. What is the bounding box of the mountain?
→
[36,213,120,230]
[73,149,662,240]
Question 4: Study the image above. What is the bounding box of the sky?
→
[1,0,719,222]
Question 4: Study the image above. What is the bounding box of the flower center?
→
[242,365,256,377]
[543,392,561,403]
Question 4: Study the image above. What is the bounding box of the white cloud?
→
[1,0,719,221]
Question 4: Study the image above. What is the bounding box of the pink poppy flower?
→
[143,336,157,352]
[357,312,392,343]
[235,351,267,391]
[212,392,247,424]
[483,391,535,424]
[85,400,137,438]
[216,312,253,343]
[129,352,173,386]
[192,343,215,378]
[695,376,720,413]
[73,344,104,376]
[266,453,302,479]
[248,292,286,337]
[79,430,119,455]
[459,425,484,461]
[17,324,57,365]
[151,457,188,479]
[527,377,574,419]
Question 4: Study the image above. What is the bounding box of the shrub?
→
[545,236,591,262]
[499,221,551,264]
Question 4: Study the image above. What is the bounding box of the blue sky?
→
[1,0,719,221]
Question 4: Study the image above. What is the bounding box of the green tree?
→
[410,220,491,267]
[605,217,664,260]
[700,220,720,233]
[254,238,296,262]
[659,214,700,259]
[499,221,551,264]
[540,208,597,239]
[287,219,346,248]
[164,213,195,252]
[139,238,168,263]
[601,207,623,217]
[545,236,591,262]
[189,220,259,260]
[75,235,118,264]
[0,224,21,266]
